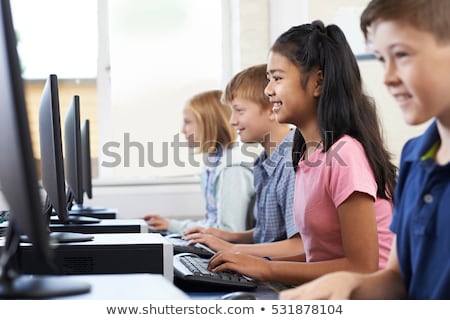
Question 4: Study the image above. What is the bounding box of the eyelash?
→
[394,51,408,59]
[267,76,281,82]
[375,51,408,64]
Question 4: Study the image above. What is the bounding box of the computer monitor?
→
[0,0,90,297]
[64,95,84,207]
[38,74,99,226]
[69,117,113,216]
[65,104,108,214]
[39,74,69,222]
[81,119,93,200]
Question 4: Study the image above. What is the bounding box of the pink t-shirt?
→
[293,135,393,269]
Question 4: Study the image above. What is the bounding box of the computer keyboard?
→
[165,235,215,258]
[173,253,257,291]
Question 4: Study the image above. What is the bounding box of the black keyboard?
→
[165,235,215,258]
[173,253,257,291]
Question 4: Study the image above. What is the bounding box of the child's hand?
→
[143,214,169,231]
[279,271,361,300]
[207,252,272,282]
[183,232,234,252]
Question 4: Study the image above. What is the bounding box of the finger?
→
[279,288,303,300]
[182,233,199,240]
[207,252,224,268]
[212,260,239,273]
[184,227,203,235]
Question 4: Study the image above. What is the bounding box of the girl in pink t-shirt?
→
[207,20,397,286]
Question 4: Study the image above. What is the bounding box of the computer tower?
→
[17,233,174,281]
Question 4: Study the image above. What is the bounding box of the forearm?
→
[351,268,407,299]
[267,257,375,286]
[168,218,210,234]
[231,234,303,257]
[227,230,254,243]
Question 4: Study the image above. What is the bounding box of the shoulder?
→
[400,135,424,163]
[324,135,366,166]
[331,135,364,152]
[222,142,258,168]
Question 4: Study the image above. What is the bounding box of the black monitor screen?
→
[0,0,90,298]
[64,95,84,205]
[39,74,70,223]
[0,0,47,252]
[81,119,93,199]
[39,75,99,225]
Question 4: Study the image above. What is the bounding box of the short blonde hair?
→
[222,64,271,111]
[186,90,237,153]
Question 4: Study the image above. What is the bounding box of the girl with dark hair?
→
[282,0,450,299]
[207,21,397,286]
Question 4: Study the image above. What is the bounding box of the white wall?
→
[0,176,205,220]
[83,176,205,219]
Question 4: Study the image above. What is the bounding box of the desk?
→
[177,281,279,300]
[53,274,189,299]
[49,218,147,234]
[1,219,148,234]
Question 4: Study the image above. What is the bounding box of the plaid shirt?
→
[252,130,297,243]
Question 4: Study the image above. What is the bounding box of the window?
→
[10,0,99,178]
[104,0,223,178]
[10,0,223,180]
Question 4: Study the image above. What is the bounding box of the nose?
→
[264,80,274,98]
[383,60,400,87]
[229,111,238,127]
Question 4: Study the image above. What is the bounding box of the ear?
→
[312,70,323,98]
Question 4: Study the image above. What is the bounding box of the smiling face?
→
[371,20,450,125]
[264,51,320,129]
[181,105,200,148]
[229,97,272,143]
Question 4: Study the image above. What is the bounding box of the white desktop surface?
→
[1,219,149,233]
[52,274,190,300]
[48,232,168,246]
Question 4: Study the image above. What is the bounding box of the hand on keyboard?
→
[173,253,257,291]
[182,231,235,253]
[165,234,215,258]
[208,251,272,283]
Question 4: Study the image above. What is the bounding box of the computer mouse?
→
[220,291,257,300]
[165,233,183,239]
[175,252,201,258]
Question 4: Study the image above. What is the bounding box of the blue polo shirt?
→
[391,121,450,299]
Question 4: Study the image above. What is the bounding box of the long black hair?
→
[271,20,397,200]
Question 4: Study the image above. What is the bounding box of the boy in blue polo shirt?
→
[280,0,450,300]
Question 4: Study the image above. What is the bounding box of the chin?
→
[403,113,432,126]
[275,113,291,125]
